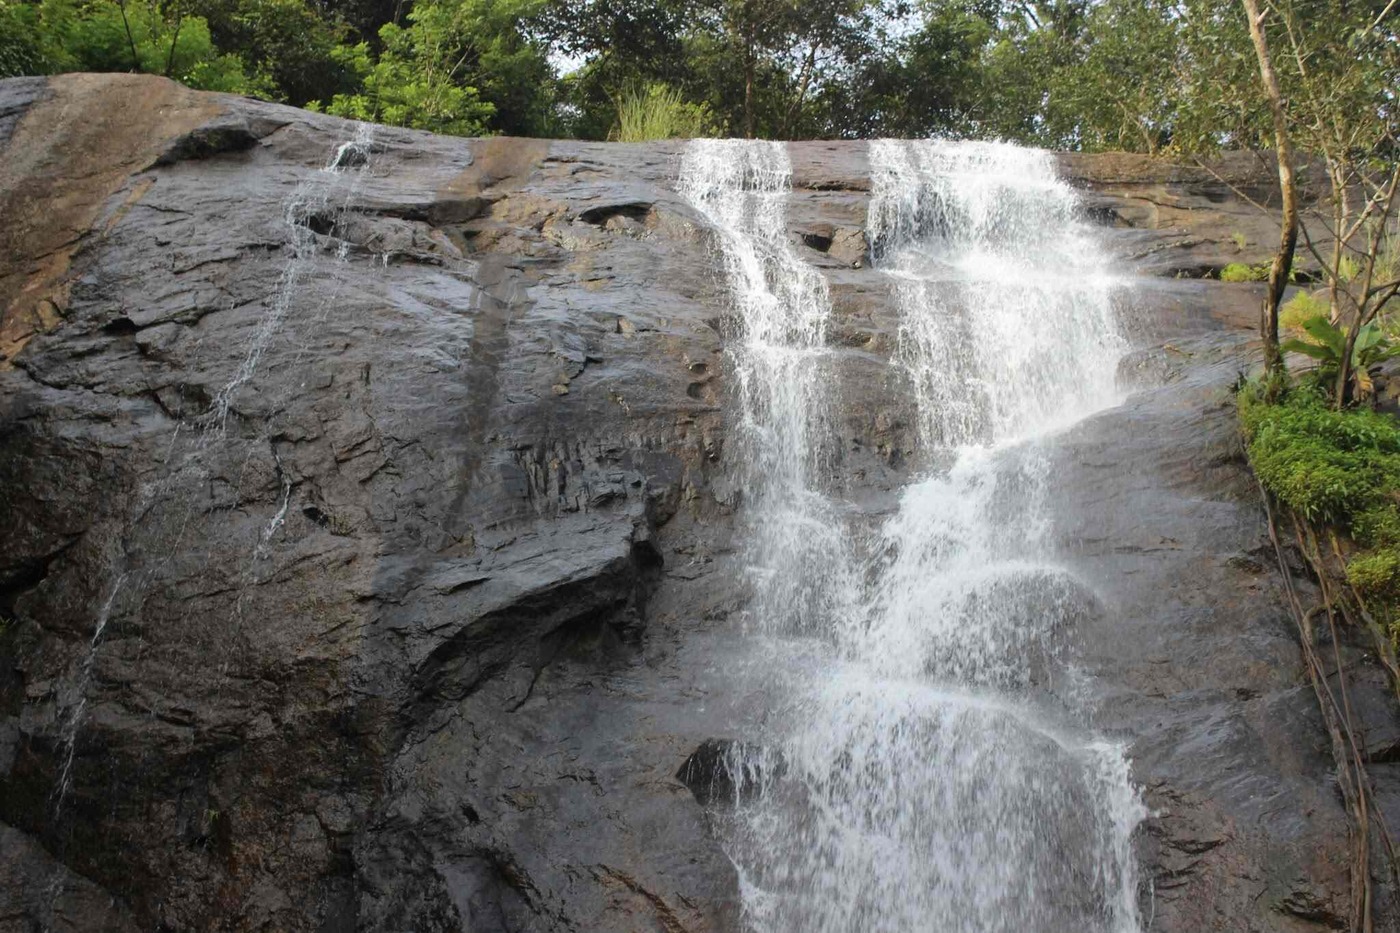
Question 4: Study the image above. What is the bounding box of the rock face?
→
[0,73,1393,932]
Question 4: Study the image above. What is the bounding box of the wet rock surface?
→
[0,74,1392,932]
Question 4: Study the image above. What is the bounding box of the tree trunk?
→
[744,25,755,140]
[1242,0,1298,381]
[1336,321,1361,406]
[117,0,142,73]
[164,15,184,78]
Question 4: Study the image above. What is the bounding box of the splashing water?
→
[682,137,1144,933]
[868,139,1124,448]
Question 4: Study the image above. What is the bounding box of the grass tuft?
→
[611,82,712,142]
[1280,290,1330,335]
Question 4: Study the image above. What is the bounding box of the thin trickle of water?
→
[682,137,1145,933]
[49,124,377,825]
[52,572,127,815]
[677,139,855,637]
[258,460,293,558]
[210,121,375,430]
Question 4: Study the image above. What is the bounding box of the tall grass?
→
[612,82,711,142]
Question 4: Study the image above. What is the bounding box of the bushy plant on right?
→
[1240,382,1400,605]
[1281,316,1400,400]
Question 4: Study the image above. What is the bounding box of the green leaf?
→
[1302,316,1347,356]
[1353,322,1384,354]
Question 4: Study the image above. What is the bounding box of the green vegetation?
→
[1240,385,1400,523]
[1281,318,1400,400]
[0,0,1393,144]
[0,0,252,91]
[1220,262,1267,283]
[1239,384,1400,605]
[1,0,556,130]
[611,81,712,141]
[1279,290,1329,334]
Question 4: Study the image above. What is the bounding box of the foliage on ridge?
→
[1,0,1393,146]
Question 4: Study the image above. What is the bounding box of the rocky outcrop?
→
[0,74,1393,932]
[1,74,738,933]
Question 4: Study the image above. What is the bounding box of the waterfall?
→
[680,138,1144,933]
[677,139,855,637]
[867,139,1124,447]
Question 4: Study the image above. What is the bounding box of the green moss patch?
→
[1221,262,1269,283]
[1239,384,1400,605]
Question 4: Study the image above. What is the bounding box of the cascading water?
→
[677,139,856,637]
[866,139,1123,446]
[681,137,1145,933]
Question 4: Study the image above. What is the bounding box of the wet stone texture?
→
[0,74,1394,932]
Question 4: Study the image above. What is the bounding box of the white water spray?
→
[682,138,1144,933]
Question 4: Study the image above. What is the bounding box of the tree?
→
[197,0,358,104]
[538,0,888,138]
[1,0,253,89]
[321,0,555,136]
[1242,0,1297,379]
[826,3,992,139]
[1054,0,1184,151]
[533,0,696,139]
[1264,0,1400,404]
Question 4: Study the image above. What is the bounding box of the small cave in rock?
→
[1081,205,1124,226]
[101,316,139,336]
[299,211,339,237]
[577,202,653,226]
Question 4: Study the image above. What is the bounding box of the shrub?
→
[0,1,56,76]
[1281,316,1400,400]
[4,0,253,90]
[322,31,495,136]
[1354,504,1400,548]
[611,82,712,142]
[1221,262,1265,282]
[1241,383,1400,619]
[1280,290,1329,335]
[1348,549,1400,599]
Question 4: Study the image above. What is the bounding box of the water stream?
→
[679,138,1144,932]
[677,139,858,638]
